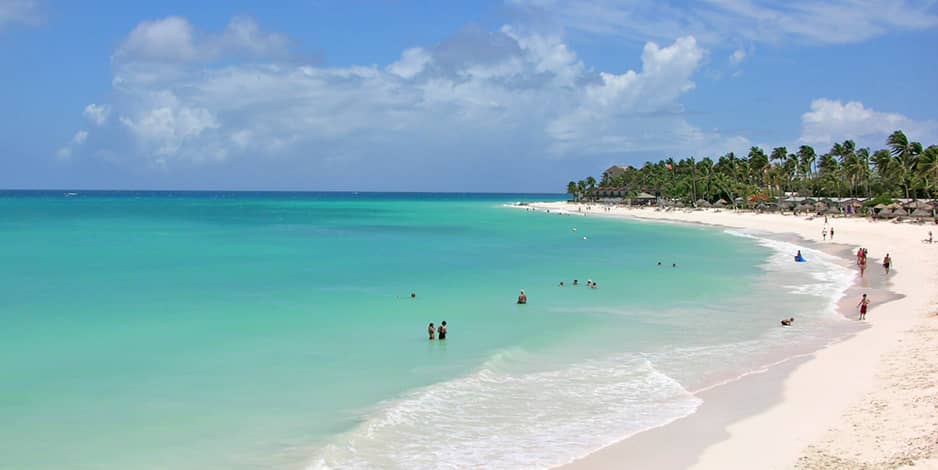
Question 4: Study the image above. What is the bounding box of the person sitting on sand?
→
[857,294,870,320]
[438,321,447,340]
[428,322,436,340]
[517,289,527,304]
[883,254,892,274]
[781,317,794,326]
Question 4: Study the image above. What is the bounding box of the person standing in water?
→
[438,321,447,340]
[517,289,527,304]
[883,253,892,274]
[857,294,870,320]
[428,322,436,340]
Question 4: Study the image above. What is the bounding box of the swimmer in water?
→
[428,322,436,340]
[411,292,416,299]
[517,289,527,304]
[781,317,794,326]
[438,321,447,340]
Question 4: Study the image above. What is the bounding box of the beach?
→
[525,202,938,469]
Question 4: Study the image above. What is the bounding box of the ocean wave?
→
[307,350,700,470]
[723,229,854,320]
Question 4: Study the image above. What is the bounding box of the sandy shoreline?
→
[521,202,938,469]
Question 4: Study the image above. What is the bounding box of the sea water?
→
[0,192,857,469]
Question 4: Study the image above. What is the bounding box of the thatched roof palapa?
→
[696,199,711,208]
[911,208,933,217]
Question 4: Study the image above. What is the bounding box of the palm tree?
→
[797,145,816,194]
[916,145,938,199]
[887,130,924,199]
[585,176,597,201]
[567,181,578,201]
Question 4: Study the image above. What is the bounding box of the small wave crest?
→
[308,350,700,469]
[723,229,854,320]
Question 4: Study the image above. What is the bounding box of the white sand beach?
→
[528,202,938,469]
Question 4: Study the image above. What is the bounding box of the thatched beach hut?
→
[696,199,711,208]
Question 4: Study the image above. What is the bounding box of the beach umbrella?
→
[908,201,931,210]
[873,203,888,210]
[911,208,933,218]
[886,202,903,210]
[826,207,840,214]
[802,203,815,211]
[715,199,727,207]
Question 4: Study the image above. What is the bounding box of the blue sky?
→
[2,0,937,191]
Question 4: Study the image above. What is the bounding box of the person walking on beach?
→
[883,254,892,274]
[428,322,436,340]
[857,294,870,320]
[859,255,867,277]
[438,321,447,340]
[822,227,827,240]
[830,227,834,240]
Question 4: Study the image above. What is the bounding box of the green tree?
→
[887,130,924,199]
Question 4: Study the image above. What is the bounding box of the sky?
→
[2,0,937,192]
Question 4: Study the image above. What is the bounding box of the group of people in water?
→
[427,321,447,340]
[557,279,599,288]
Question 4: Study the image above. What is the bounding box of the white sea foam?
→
[723,229,855,320]
[308,349,700,470]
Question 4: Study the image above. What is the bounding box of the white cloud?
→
[119,91,221,160]
[799,98,938,147]
[56,130,89,159]
[72,130,88,144]
[728,48,746,65]
[387,47,432,78]
[113,16,291,63]
[79,17,749,172]
[83,104,111,126]
[0,0,40,29]
[510,0,938,45]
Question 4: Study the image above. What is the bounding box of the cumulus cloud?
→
[728,48,746,65]
[0,0,41,29]
[799,98,938,147]
[387,48,432,78]
[83,104,111,125]
[77,16,749,174]
[113,16,291,63]
[510,0,938,45]
[56,130,89,159]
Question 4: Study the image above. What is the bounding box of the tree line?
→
[567,130,938,205]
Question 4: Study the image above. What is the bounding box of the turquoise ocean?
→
[0,191,859,469]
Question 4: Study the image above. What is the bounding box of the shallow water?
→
[0,192,856,469]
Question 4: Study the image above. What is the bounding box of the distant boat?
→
[65,192,78,197]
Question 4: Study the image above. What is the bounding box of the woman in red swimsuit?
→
[857,294,870,320]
